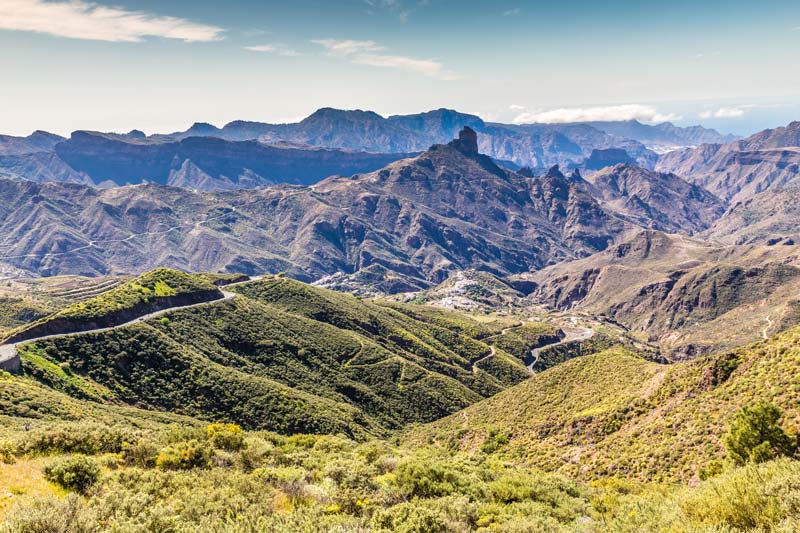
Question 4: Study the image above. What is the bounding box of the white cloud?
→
[502,8,521,16]
[699,107,746,119]
[312,39,384,55]
[513,104,680,124]
[0,0,223,43]
[312,38,456,80]
[243,44,300,56]
[509,104,526,111]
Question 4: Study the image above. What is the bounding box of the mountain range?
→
[0,128,727,289]
[0,108,739,193]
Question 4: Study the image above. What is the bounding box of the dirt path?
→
[0,275,264,371]
[526,326,594,373]
[762,315,773,340]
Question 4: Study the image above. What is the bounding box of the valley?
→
[2,118,800,531]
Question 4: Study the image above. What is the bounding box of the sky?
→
[0,0,798,137]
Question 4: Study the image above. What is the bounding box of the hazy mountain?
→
[50,131,415,190]
[0,131,65,156]
[164,108,659,170]
[582,119,739,152]
[657,121,800,204]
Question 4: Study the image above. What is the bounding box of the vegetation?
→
[407,325,800,481]
[724,401,797,465]
[42,455,100,493]
[4,270,800,529]
[10,276,535,437]
[2,268,221,343]
[1,416,800,531]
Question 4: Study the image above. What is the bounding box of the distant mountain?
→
[582,119,738,152]
[0,131,64,156]
[164,108,659,170]
[39,131,408,191]
[582,163,725,234]
[657,121,800,204]
[0,128,643,284]
[0,129,732,291]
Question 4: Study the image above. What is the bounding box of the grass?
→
[0,458,65,522]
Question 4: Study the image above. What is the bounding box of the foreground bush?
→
[725,401,797,465]
[43,455,101,493]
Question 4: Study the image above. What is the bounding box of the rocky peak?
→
[545,165,565,179]
[448,126,479,155]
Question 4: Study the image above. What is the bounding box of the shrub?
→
[121,439,159,468]
[207,422,246,451]
[0,439,17,464]
[23,423,136,455]
[393,459,465,498]
[156,439,211,470]
[43,455,101,493]
[3,494,98,532]
[480,428,511,454]
[724,402,796,465]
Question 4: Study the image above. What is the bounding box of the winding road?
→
[526,326,594,373]
[0,276,265,373]
[470,322,595,375]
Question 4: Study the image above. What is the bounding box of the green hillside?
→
[12,275,537,437]
[2,269,222,343]
[406,325,800,482]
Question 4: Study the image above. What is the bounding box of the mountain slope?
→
[0,129,646,284]
[584,163,724,233]
[521,230,800,357]
[657,121,800,204]
[15,273,530,436]
[405,324,800,481]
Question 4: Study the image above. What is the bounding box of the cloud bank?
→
[512,104,680,124]
[313,38,455,80]
[699,107,746,119]
[0,0,224,43]
[243,44,300,56]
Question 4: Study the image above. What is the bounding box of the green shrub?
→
[393,459,465,498]
[480,428,510,454]
[23,423,137,455]
[2,494,98,533]
[724,401,796,465]
[121,439,159,468]
[156,439,211,470]
[43,455,101,493]
[207,422,246,451]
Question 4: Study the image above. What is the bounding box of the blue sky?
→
[0,0,798,136]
